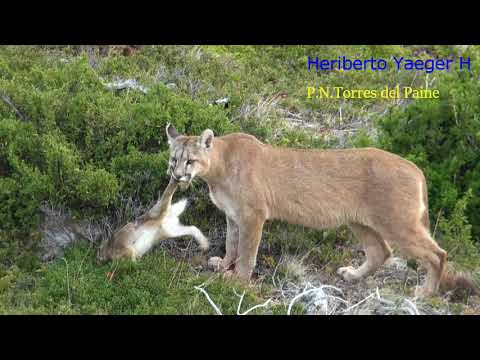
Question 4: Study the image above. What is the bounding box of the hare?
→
[97,177,209,263]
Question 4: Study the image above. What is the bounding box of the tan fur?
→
[440,263,480,298]
[97,178,208,263]
[166,124,470,298]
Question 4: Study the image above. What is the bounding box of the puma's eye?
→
[186,160,194,166]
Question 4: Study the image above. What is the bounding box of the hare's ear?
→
[198,129,214,149]
[166,123,179,145]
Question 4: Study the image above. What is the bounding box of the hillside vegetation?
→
[1,45,479,314]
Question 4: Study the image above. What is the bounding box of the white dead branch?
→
[341,292,377,314]
[287,282,347,315]
[194,285,223,315]
[287,288,321,315]
[233,289,273,315]
[339,287,420,315]
[277,266,427,315]
[403,298,420,315]
[194,285,274,315]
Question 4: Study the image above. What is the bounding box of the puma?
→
[165,124,478,298]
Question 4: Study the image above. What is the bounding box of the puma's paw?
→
[207,256,224,272]
[222,270,235,280]
[232,268,253,283]
[337,266,360,282]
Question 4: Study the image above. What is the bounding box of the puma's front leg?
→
[234,214,265,281]
[208,216,239,272]
[223,216,240,269]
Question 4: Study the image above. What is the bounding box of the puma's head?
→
[165,124,214,189]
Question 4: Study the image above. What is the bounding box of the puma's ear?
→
[199,129,214,149]
[166,123,179,145]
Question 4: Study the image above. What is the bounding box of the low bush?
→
[0,48,238,241]
[377,67,480,245]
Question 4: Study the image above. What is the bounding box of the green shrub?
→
[436,190,480,270]
[0,120,52,232]
[377,69,480,243]
[74,167,119,209]
[110,149,169,203]
[0,49,238,237]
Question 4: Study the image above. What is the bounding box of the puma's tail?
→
[440,264,480,298]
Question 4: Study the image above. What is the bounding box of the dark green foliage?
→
[0,119,52,231]
[377,69,480,244]
[436,190,480,269]
[0,48,238,234]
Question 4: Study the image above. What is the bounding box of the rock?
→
[210,97,229,108]
[102,78,149,94]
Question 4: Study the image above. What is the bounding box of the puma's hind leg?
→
[338,223,392,282]
[396,226,447,298]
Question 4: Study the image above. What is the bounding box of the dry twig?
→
[233,289,273,315]
[194,286,223,315]
[1,92,26,121]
